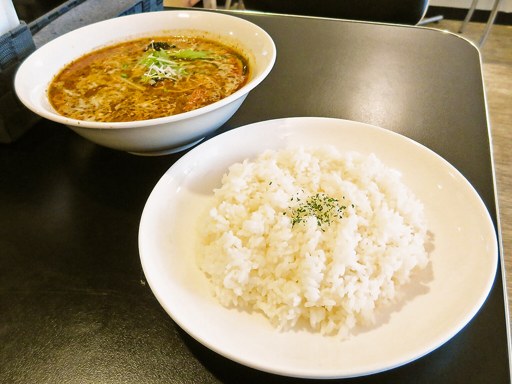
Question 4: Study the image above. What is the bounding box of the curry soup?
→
[48,36,250,122]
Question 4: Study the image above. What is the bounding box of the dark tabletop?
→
[1,9,510,383]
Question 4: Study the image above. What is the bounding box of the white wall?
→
[429,0,512,12]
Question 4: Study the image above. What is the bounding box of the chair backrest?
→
[241,0,429,25]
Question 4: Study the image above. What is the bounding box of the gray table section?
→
[1,9,510,383]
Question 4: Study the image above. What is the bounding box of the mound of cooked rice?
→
[198,146,429,336]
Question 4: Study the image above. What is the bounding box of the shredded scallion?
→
[139,41,214,84]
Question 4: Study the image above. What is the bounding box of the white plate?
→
[138,117,498,378]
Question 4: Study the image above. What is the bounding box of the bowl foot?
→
[128,137,205,156]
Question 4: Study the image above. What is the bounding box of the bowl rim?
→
[15,10,277,130]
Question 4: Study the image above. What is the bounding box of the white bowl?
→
[14,10,276,155]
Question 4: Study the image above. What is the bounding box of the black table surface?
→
[1,9,510,383]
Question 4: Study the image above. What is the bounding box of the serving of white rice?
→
[198,146,429,337]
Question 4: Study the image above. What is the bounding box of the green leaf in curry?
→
[170,49,213,60]
[138,42,215,84]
